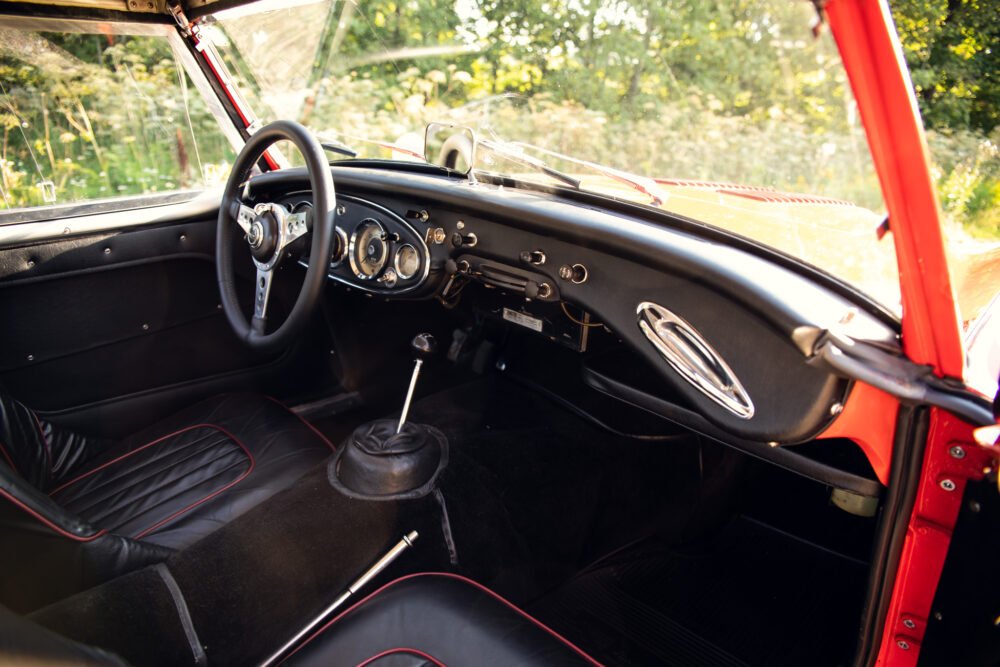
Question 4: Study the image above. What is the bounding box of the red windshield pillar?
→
[826,0,963,379]
[825,3,977,666]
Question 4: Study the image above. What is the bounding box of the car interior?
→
[5,2,992,665]
[0,115,917,666]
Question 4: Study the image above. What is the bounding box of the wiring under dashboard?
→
[560,301,604,328]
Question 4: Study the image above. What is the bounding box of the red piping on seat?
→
[0,487,107,542]
[132,424,254,539]
[50,424,244,495]
[0,439,19,474]
[283,572,603,666]
[264,396,337,452]
[46,424,254,540]
[355,647,446,667]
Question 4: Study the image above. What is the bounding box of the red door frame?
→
[825,1,982,665]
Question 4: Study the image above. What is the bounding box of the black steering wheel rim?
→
[217,120,335,351]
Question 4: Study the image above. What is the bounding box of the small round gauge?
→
[394,244,421,280]
[349,219,388,280]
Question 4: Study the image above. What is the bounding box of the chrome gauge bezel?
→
[348,218,388,280]
[330,226,349,268]
[393,243,420,280]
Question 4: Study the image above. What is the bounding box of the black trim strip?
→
[583,366,883,498]
[852,406,928,666]
[155,563,207,666]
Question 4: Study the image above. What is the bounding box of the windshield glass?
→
[208,0,901,307]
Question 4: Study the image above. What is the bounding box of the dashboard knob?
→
[411,333,437,360]
[558,263,588,284]
[451,232,478,247]
[520,250,546,265]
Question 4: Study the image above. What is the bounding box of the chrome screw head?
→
[940,479,957,492]
[903,619,916,629]
[897,640,910,651]
[948,445,966,459]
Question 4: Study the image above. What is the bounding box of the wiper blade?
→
[322,132,426,161]
[477,139,581,190]
[321,140,358,158]
[510,142,667,206]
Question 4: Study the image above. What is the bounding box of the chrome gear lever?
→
[397,333,437,433]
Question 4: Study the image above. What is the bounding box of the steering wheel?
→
[217,121,336,350]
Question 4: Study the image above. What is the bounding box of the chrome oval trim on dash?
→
[636,301,755,419]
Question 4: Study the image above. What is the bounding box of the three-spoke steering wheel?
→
[217,121,336,350]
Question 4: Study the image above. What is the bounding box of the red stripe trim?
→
[132,424,253,539]
[50,424,230,496]
[264,396,337,453]
[0,487,107,542]
[284,572,602,665]
[0,439,19,474]
[46,424,254,541]
[356,647,446,667]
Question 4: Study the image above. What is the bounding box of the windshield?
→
[207,0,904,309]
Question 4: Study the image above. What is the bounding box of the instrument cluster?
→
[306,194,431,295]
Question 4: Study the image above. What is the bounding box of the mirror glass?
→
[424,123,476,175]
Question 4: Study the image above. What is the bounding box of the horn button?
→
[248,207,279,261]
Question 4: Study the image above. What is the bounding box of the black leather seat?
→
[284,572,601,666]
[0,393,335,611]
[0,573,602,666]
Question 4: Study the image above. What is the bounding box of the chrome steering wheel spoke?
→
[252,264,274,334]
[229,199,257,236]
[282,210,309,248]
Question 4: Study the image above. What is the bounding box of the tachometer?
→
[349,219,388,280]
[394,243,421,280]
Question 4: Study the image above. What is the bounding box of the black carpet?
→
[529,515,869,667]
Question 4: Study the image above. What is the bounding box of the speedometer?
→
[349,219,388,280]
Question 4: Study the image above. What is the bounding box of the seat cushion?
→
[48,394,334,550]
[284,572,600,666]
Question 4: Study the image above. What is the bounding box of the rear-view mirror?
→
[424,123,476,175]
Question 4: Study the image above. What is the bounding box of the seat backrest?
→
[0,397,168,613]
[0,395,54,490]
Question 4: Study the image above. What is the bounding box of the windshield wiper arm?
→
[321,140,358,158]
[319,132,427,161]
[510,142,666,206]
[477,139,581,190]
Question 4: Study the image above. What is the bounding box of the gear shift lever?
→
[397,333,436,433]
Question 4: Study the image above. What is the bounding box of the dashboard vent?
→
[637,302,754,419]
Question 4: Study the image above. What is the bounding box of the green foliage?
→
[891,0,999,134]
[0,31,233,210]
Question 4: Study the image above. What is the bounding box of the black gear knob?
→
[411,333,437,360]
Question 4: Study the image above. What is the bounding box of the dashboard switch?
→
[558,263,588,284]
[520,249,546,265]
[451,232,478,247]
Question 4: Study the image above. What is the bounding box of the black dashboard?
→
[251,164,900,492]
